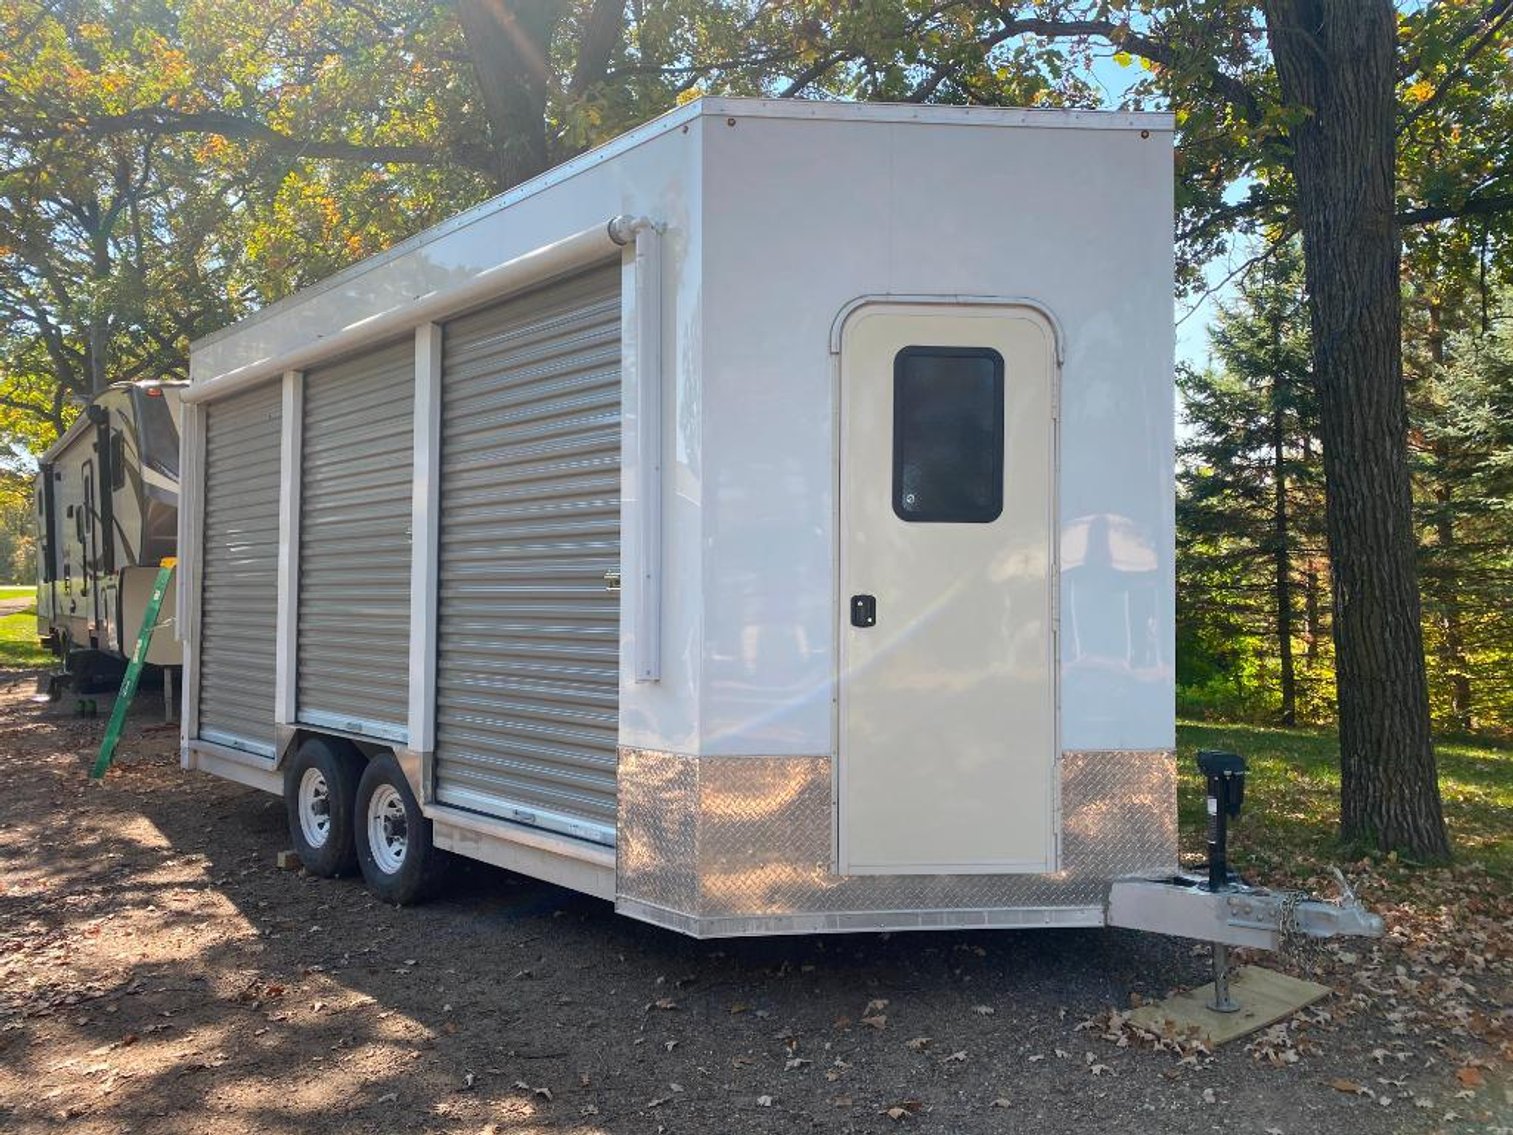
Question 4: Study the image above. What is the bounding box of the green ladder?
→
[91,558,176,781]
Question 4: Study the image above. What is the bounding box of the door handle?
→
[850,594,877,628]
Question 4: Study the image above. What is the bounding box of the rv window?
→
[892,346,1004,523]
[132,387,179,478]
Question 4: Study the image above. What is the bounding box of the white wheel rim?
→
[298,767,332,848]
[367,784,408,875]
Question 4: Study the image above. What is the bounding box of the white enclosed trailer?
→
[182,98,1371,952]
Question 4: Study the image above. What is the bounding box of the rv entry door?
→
[838,303,1056,875]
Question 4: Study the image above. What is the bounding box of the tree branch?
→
[990,13,1267,126]
[8,108,494,173]
[569,0,625,96]
[1398,0,1513,132]
[778,51,848,98]
[1398,191,1513,226]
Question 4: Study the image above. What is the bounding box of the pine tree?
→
[1418,294,1513,733]
[1177,243,1327,724]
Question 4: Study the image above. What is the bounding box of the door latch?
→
[603,569,622,593]
[850,594,877,627]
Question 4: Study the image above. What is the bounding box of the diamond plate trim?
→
[616,748,1176,935]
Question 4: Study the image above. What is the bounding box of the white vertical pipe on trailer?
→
[177,399,207,750]
[613,217,664,683]
[273,370,304,726]
[407,324,443,757]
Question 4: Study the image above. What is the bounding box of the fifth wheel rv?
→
[36,379,184,691]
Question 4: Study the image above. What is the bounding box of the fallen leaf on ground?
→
[1455,1067,1484,1089]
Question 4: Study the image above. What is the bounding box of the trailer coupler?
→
[1107,750,1385,1015]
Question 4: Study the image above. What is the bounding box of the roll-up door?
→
[435,261,622,845]
[198,382,281,756]
[297,340,414,740]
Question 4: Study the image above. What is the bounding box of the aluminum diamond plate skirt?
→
[617,749,1176,936]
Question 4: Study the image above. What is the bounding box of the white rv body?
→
[36,381,185,672]
[181,98,1176,936]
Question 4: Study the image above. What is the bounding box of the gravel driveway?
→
[0,672,1505,1134]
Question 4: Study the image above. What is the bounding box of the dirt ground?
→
[1,672,1508,1135]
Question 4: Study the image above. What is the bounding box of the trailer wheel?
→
[284,737,362,878]
[354,753,447,905]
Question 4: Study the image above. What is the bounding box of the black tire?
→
[67,648,123,695]
[283,736,363,878]
[354,753,448,905]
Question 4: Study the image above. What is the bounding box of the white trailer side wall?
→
[186,111,707,766]
[694,105,1176,757]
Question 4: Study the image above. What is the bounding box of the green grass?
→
[1177,719,1513,880]
[0,606,52,668]
[0,586,37,600]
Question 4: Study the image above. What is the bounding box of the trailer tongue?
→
[1110,750,1385,1018]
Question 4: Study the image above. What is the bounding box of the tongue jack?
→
[1197,749,1248,1012]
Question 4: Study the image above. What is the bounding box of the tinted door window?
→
[892,346,1004,523]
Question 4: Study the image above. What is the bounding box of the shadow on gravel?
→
[4,676,1464,1135]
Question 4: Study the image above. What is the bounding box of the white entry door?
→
[838,303,1056,875]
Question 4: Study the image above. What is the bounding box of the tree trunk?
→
[1304,563,1320,661]
[1263,0,1450,858]
[1433,497,1474,731]
[456,0,561,190]
[1272,378,1296,727]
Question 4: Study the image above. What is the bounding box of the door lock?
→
[850,594,877,628]
[603,569,622,593]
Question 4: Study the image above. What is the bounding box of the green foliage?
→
[0,608,48,669]
[1177,242,1333,724]
[1414,296,1513,735]
[1177,720,1513,877]
[1180,254,1513,737]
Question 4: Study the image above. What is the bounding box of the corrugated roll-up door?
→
[435,261,622,845]
[198,381,282,756]
[297,340,415,740]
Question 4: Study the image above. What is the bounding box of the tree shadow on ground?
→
[4,681,1468,1135]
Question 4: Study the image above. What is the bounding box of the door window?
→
[892,346,1005,523]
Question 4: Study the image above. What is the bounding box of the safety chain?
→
[1276,885,1326,967]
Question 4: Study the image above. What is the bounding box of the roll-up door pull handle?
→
[850,594,877,627]
[604,569,621,593]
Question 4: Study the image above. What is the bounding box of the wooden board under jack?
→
[1129,965,1334,1046]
